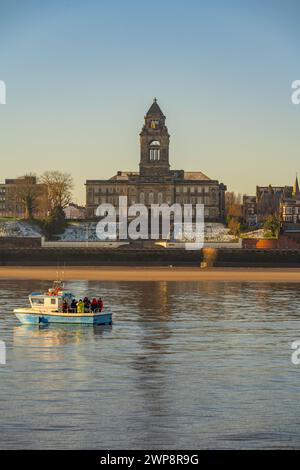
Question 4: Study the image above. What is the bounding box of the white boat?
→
[14,281,113,326]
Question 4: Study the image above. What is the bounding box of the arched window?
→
[148,192,154,204]
[139,192,145,204]
[149,141,160,161]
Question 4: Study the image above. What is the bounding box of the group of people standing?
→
[62,297,104,314]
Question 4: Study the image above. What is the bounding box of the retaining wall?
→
[0,247,300,266]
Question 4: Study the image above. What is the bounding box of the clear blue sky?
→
[0,0,300,203]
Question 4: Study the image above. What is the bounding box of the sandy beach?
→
[0,266,299,282]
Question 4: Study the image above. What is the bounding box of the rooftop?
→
[183,171,211,181]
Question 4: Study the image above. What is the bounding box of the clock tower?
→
[139,99,170,178]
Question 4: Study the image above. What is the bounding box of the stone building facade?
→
[243,185,293,225]
[256,185,292,223]
[280,176,300,232]
[86,100,226,221]
[0,176,48,218]
[242,195,257,226]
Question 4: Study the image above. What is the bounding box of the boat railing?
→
[61,307,108,314]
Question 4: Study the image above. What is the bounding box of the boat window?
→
[31,298,44,305]
[51,299,56,304]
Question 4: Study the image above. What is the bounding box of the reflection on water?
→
[0,279,300,449]
[13,324,111,347]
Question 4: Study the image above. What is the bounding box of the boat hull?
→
[14,309,112,326]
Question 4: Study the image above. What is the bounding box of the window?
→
[150,120,160,129]
[149,141,160,161]
[31,298,44,305]
[51,299,56,305]
[148,192,154,204]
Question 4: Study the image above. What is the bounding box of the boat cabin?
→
[29,291,74,312]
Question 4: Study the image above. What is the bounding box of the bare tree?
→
[225,192,242,219]
[41,171,73,210]
[13,174,39,219]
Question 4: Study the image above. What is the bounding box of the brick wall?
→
[242,235,300,249]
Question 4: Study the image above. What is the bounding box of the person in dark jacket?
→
[62,299,68,313]
[70,299,77,313]
[84,297,91,312]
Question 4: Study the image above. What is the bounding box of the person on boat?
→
[62,299,68,313]
[77,299,84,313]
[84,297,91,313]
[91,298,98,312]
[70,298,77,313]
[97,298,104,312]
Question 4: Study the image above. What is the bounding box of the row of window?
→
[90,195,169,205]
[282,206,300,214]
[176,197,213,204]
[177,186,217,193]
[88,185,218,196]
[89,195,219,206]
[88,187,127,195]
[92,206,218,217]
[283,215,300,222]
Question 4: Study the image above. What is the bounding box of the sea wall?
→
[1,247,300,266]
[0,247,201,266]
[0,237,41,248]
[41,238,129,248]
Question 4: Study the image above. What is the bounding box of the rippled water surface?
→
[0,279,300,449]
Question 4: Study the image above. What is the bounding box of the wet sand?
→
[0,266,300,282]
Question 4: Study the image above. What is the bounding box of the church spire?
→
[145,98,165,118]
[140,99,170,177]
[293,173,300,197]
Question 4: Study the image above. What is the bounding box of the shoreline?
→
[0,266,300,282]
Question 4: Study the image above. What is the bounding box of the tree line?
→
[225,191,279,238]
[14,171,73,237]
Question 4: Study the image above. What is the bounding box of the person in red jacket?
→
[97,298,104,312]
[91,298,98,312]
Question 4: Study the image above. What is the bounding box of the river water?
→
[0,279,300,449]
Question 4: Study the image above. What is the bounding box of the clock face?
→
[150,120,159,129]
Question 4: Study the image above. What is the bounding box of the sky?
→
[0,0,300,204]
